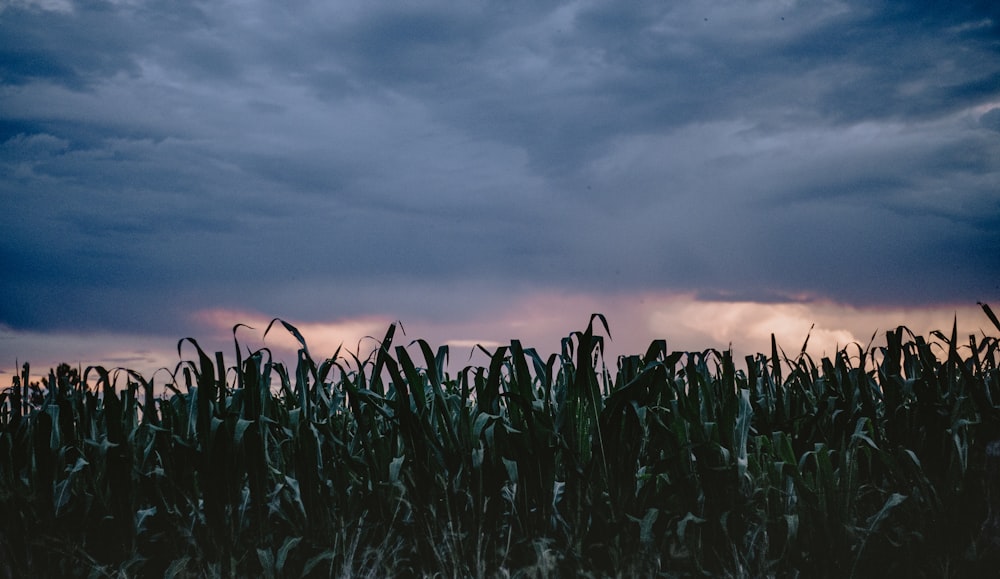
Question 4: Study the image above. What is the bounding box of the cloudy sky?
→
[2,0,999,379]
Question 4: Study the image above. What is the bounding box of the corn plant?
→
[1,305,999,577]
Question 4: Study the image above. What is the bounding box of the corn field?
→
[3,306,1000,577]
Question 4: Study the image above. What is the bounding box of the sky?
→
[2,0,999,381]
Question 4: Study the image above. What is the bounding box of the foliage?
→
[2,306,1000,577]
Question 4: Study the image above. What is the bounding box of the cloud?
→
[0,0,997,347]
[982,107,1000,132]
[0,323,184,384]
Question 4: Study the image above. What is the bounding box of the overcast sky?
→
[2,0,999,377]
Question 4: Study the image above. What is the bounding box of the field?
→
[2,306,1000,577]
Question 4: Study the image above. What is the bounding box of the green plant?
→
[1,305,999,577]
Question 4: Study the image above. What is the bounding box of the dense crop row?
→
[2,308,1000,577]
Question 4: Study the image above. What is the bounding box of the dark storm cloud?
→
[1,0,998,336]
[981,107,1000,132]
[0,1,151,88]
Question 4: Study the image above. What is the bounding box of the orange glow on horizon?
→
[3,296,996,385]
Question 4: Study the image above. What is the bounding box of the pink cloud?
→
[3,297,994,389]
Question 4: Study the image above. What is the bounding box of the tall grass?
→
[1,306,999,577]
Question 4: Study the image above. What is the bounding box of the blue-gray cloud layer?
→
[2,0,998,334]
